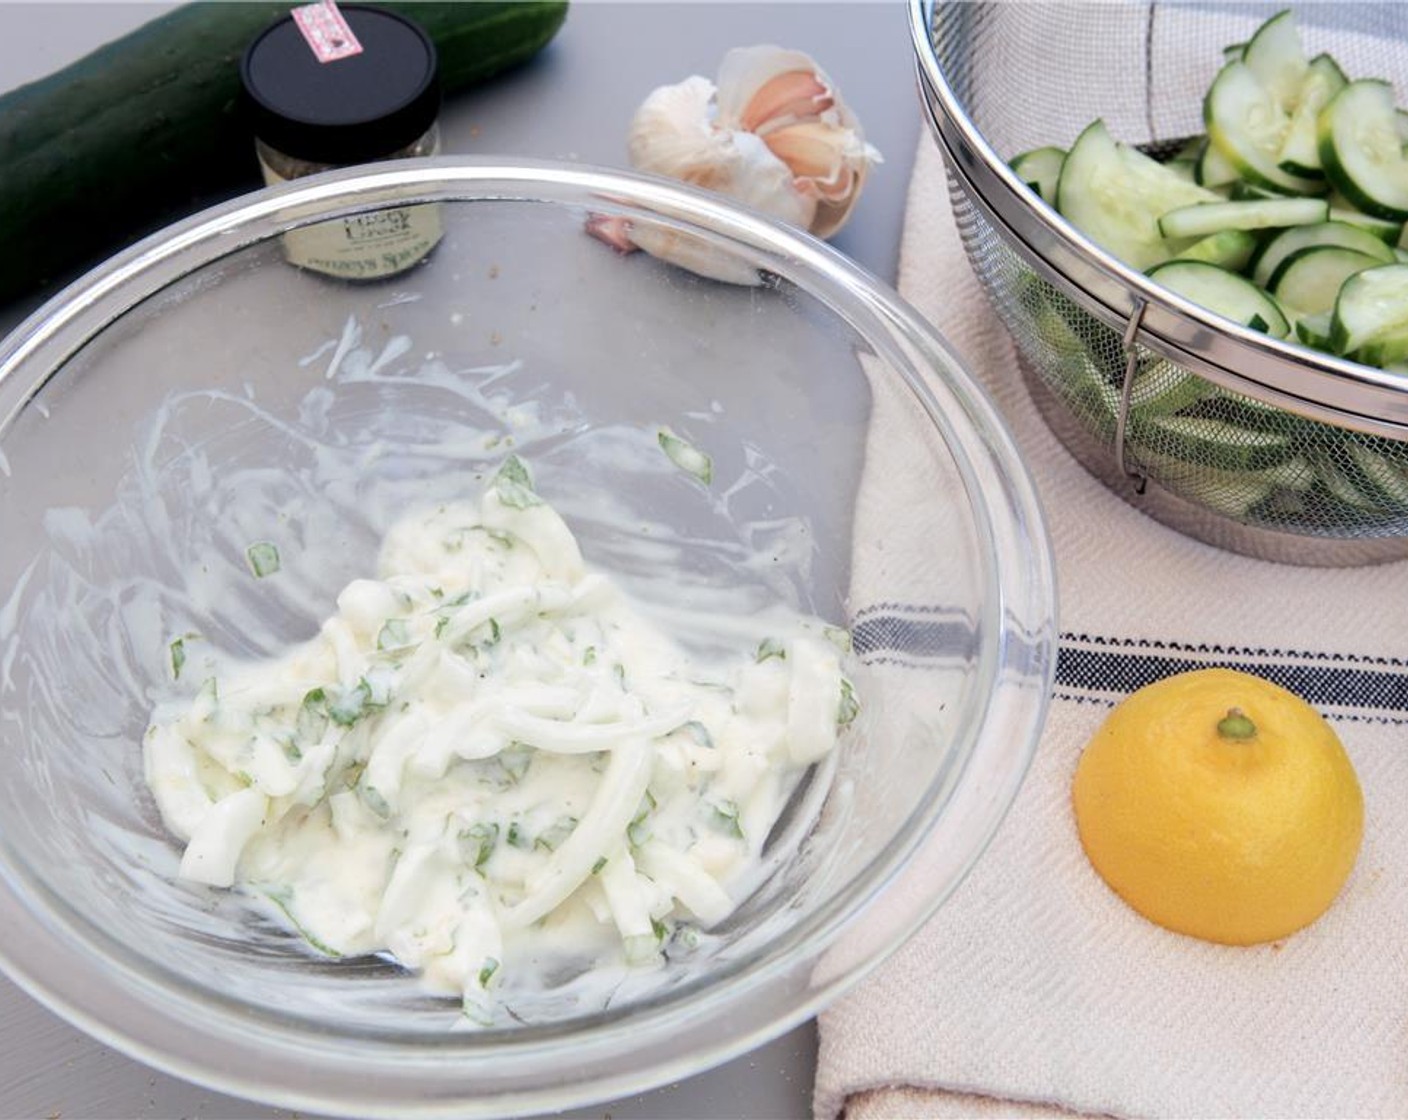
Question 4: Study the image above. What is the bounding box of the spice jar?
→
[241,4,443,280]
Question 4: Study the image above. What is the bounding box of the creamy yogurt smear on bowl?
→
[143,455,857,1021]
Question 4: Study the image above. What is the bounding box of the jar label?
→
[291,0,364,63]
[261,164,443,281]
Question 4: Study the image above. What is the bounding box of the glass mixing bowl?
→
[0,159,1055,1118]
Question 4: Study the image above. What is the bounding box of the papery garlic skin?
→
[628,74,813,232]
[627,45,880,242]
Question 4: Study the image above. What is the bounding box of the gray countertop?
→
[0,4,921,1117]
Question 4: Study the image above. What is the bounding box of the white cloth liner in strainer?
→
[812,128,1408,1119]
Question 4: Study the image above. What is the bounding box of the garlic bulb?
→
[591,46,881,283]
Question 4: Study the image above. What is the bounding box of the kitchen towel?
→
[812,125,1408,1120]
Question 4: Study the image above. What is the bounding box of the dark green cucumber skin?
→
[0,1,569,303]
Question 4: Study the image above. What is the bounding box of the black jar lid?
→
[241,4,440,165]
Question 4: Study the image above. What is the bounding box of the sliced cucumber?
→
[1196,138,1241,189]
[1318,80,1408,221]
[1326,193,1404,243]
[1205,60,1326,196]
[1229,180,1292,202]
[1242,9,1307,112]
[1157,197,1327,239]
[1346,440,1408,510]
[1355,328,1408,368]
[1146,259,1290,338]
[1330,263,1408,354]
[1128,362,1215,416]
[1132,414,1295,472]
[1269,245,1383,315]
[1057,119,1220,270]
[1293,310,1333,350]
[1195,389,1307,435]
[1174,136,1207,163]
[1174,228,1257,271]
[1250,220,1396,287]
[1276,53,1347,178]
[1010,146,1066,206]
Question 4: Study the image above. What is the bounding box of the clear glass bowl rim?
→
[0,157,1057,1118]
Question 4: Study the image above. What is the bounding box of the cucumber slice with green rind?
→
[1010,146,1066,206]
[1242,8,1307,112]
[1345,441,1408,510]
[1205,61,1326,196]
[1250,220,1396,287]
[1128,362,1216,416]
[1196,137,1242,188]
[1355,328,1408,368]
[1330,263,1408,353]
[1131,414,1296,472]
[1174,228,1258,270]
[1146,259,1290,337]
[1269,245,1383,315]
[1326,192,1404,242]
[1318,80,1408,221]
[1158,197,1327,239]
[1277,53,1348,178]
[1057,120,1220,271]
[1294,310,1333,349]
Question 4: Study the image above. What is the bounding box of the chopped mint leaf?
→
[329,676,392,727]
[709,798,744,840]
[823,625,853,653]
[261,887,342,958]
[478,957,500,988]
[535,815,578,852]
[628,792,655,848]
[591,856,608,875]
[651,916,670,943]
[463,822,499,870]
[377,618,411,651]
[657,428,713,484]
[582,646,597,666]
[507,821,529,849]
[245,541,281,578]
[358,784,391,819]
[755,637,787,663]
[837,677,860,730]
[434,616,450,640]
[168,634,193,680]
[498,743,532,784]
[493,454,541,509]
[297,687,330,742]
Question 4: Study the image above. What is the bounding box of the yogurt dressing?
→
[143,457,854,1019]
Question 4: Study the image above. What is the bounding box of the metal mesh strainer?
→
[911,0,1408,565]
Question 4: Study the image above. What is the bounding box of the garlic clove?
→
[714,46,834,131]
[736,69,833,136]
[626,222,766,287]
[763,121,858,197]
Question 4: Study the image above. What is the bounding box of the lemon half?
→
[1072,667,1364,945]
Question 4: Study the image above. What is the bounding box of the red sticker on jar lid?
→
[291,0,363,63]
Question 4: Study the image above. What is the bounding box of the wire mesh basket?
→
[911,0,1408,565]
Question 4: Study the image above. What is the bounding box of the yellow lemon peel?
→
[1072,667,1364,946]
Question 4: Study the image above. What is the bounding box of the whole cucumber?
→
[0,1,568,303]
